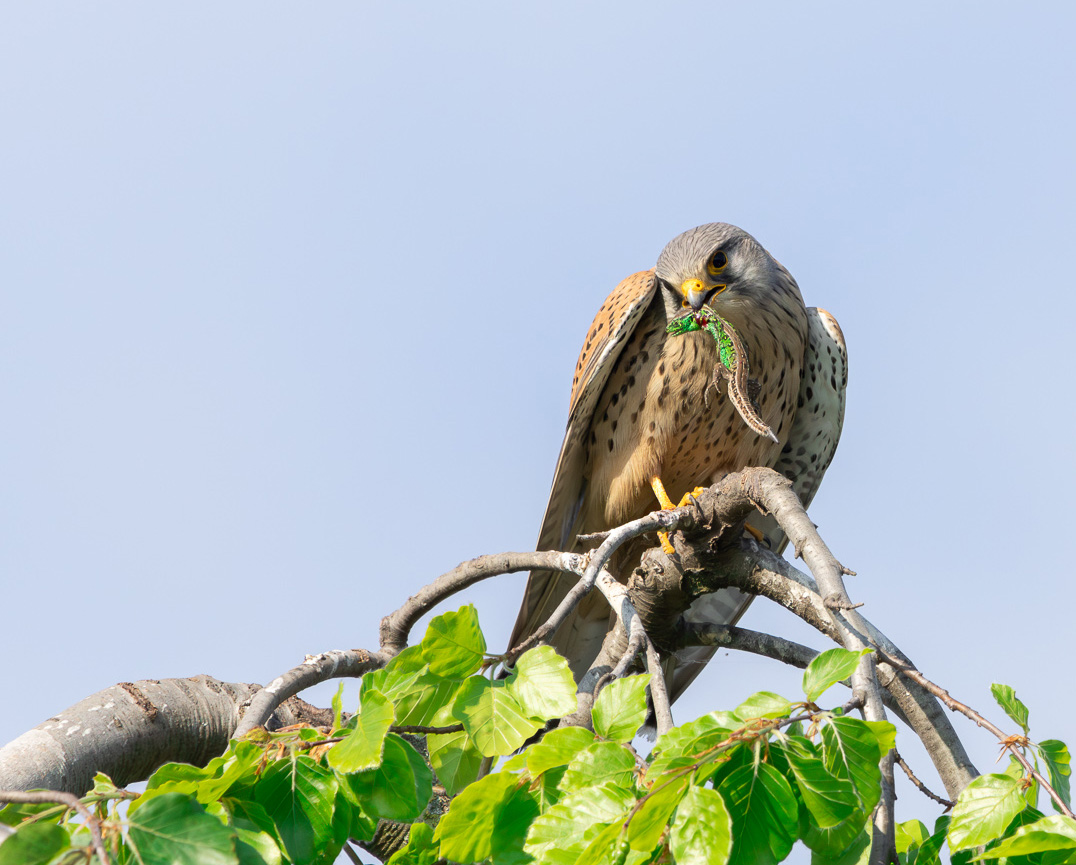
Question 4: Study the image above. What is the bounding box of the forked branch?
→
[1,463,984,865]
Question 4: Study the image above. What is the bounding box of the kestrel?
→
[510,222,847,703]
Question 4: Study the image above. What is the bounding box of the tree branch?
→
[645,638,674,736]
[881,653,1074,819]
[233,649,384,738]
[893,749,954,809]
[380,551,582,658]
[628,518,978,801]
[1,462,983,865]
[0,676,331,795]
[678,622,820,668]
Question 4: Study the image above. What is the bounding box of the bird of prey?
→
[509,222,847,704]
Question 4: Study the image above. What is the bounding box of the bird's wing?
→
[667,307,848,703]
[509,270,659,658]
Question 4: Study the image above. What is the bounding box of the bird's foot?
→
[650,476,678,554]
[651,480,708,555]
[677,487,707,507]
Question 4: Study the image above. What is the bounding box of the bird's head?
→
[655,222,781,319]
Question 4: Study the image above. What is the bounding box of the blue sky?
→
[2,2,1074,854]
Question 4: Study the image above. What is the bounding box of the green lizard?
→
[666,307,779,443]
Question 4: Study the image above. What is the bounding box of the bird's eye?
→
[707,250,728,275]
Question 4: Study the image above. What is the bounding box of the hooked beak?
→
[680,278,725,312]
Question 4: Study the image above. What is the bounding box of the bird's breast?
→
[581,300,805,530]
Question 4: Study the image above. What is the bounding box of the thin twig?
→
[679,623,820,668]
[391,724,464,735]
[522,507,699,659]
[0,790,110,865]
[342,841,364,864]
[645,639,674,736]
[894,749,954,809]
[882,655,1074,819]
[597,627,647,695]
[612,627,647,680]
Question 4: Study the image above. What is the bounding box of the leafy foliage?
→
[1,616,1071,864]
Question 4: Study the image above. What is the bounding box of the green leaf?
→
[490,783,543,865]
[649,712,735,775]
[593,675,651,742]
[362,646,428,703]
[720,762,798,865]
[331,682,345,732]
[452,677,544,757]
[972,813,1076,859]
[327,688,395,772]
[576,822,630,865]
[421,605,487,679]
[627,775,689,852]
[558,741,636,793]
[428,728,484,796]
[812,831,871,865]
[0,822,70,865]
[234,825,284,865]
[91,771,122,797]
[343,794,378,844]
[911,822,948,865]
[507,645,578,721]
[135,744,259,813]
[822,716,883,813]
[1003,753,1040,808]
[388,822,439,865]
[697,739,753,792]
[863,720,897,757]
[532,766,567,813]
[802,648,869,703]
[501,750,529,773]
[734,691,792,721]
[438,771,518,863]
[253,757,339,865]
[222,798,287,865]
[127,792,239,865]
[991,683,1030,735]
[133,762,206,811]
[0,800,58,828]
[525,782,635,865]
[1039,740,1073,811]
[802,812,871,858]
[328,788,355,858]
[342,733,433,822]
[393,673,462,727]
[526,726,596,777]
[668,785,733,865]
[895,819,929,857]
[947,773,1028,852]
[782,739,858,828]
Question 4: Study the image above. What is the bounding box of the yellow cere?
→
[680,278,705,298]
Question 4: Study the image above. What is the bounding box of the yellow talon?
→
[677,486,708,507]
[651,477,701,556]
[744,523,765,543]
